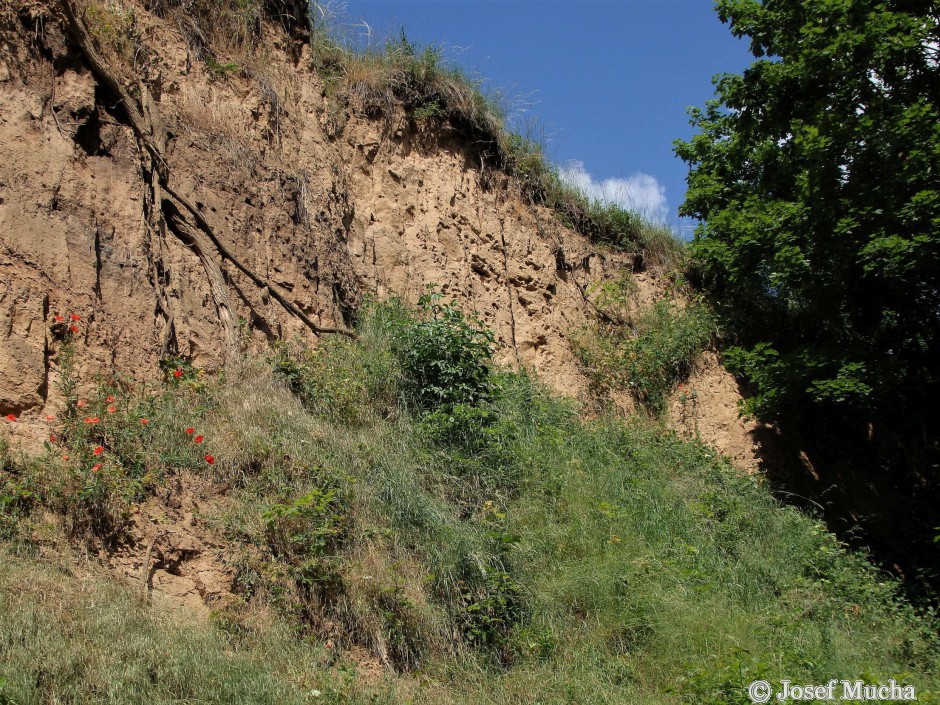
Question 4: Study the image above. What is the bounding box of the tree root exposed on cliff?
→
[59,0,358,348]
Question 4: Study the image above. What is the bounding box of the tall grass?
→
[1,300,937,703]
[0,555,395,705]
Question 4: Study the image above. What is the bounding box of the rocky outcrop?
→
[0,2,614,415]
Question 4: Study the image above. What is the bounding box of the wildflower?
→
[76,400,87,409]
[93,446,104,456]
[45,415,56,421]
[4,413,16,422]
[84,417,100,424]
[70,314,81,321]
[91,464,101,473]
[54,314,64,323]
[204,454,215,465]
[105,395,115,403]
[107,405,117,414]
[139,418,149,424]
[194,435,204,443]
[50,434,57,443]
[69,324,79,334]
[63,455,70,461]
[173,369,183,379]
[185,427,195,435]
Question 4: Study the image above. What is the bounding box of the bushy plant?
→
[392,289,495,413]
[575,299,715,414]
[262,486,349,563]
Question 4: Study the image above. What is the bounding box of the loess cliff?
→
[0,0,759,464]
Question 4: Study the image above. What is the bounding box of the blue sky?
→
[333,0,754,231]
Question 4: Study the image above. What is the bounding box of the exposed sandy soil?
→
[0,0,628,428]
[104,473,236,618]
[667,351,765,473]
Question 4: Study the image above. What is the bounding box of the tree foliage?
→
[676,0,940,432]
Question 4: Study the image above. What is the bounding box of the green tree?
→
[676,0,940,432]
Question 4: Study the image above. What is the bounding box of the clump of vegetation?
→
[574,298,715,414]
[1,296,938,703]
[391,289,495,412]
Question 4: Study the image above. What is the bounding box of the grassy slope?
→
[1,7,936,701]
[1,301,937,704]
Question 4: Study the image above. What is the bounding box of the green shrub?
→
[575,299,715,414]
[262,486,349,563]
[392,289,495,413]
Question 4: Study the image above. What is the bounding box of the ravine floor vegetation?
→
[1,298,937,704]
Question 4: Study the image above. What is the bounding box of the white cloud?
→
[557,161,668,223]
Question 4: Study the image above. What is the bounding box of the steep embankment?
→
[0,0,760,467]
[1,4,938,704]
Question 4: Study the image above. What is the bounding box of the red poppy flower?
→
[45,415,56,421]
[204,454,215,465]
[70,314,81,321]
[91,464,101,473]
[194,435,204,443]
[4,414,16,422]
[93,446,104,456]
[105,395,115,403]
[63,455,70,461]
[107,405,117,414]
[185,427,195,435]
[50,434,57,443]
[84,417,100,424]
[54,314,65,323]
[173,369,183,379]
[68,325,79,334]
[76,400,87,409]
[139,418,149,424]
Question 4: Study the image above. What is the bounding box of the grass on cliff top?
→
[311,26,684,266]
[1,298,938,704]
